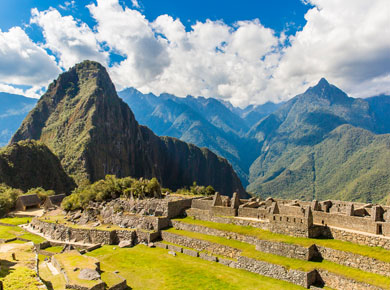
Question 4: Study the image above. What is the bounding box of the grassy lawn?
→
[175,216,390,263]
[0,217,32,225]
[53,251,101,288]
[44,246,64,253]
[0,267,41,290]
[0,243,45,290]
[165,228,390,289]
[0,224,45,244]
[39,260,67,290]
[86,245,307,290]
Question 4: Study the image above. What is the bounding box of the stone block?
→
[199,252,217,262]
[183,248,199,257]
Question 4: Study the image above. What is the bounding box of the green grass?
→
[86,245,307,290]
[101,272,124,287]
[175,216,390,263]
[54,251,101,288]
[165,228,390,289]
[0,224,45,244]
[39,260,66,290]
[44,246,63,253]
[0,267,42,290]
[0,217,31,225]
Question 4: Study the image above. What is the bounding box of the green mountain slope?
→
[0,140,76,193]
[248,124,390,203]
[11,61,246,197]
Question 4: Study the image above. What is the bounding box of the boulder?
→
[78,268,100,281]
[118,241,132,248]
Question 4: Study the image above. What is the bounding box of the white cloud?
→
[0,27,60,87]
[271,0,390,100]
[1,0,389,106]
[0,83,43,98]
[131,0,140,9]
[31,7,108,69]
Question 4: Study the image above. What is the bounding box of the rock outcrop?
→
[11,60,245,197]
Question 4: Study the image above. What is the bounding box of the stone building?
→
[15,194,41,211]
[43,194,66,210]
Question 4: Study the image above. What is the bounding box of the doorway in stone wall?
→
[377,224,383,235]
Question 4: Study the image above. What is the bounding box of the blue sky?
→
[0,0,388,106]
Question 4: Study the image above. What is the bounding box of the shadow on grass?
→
[0,259,16,278]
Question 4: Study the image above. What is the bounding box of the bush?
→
[175,182,215,196]
[25,187,55,202]
[61,175,162,211]
[0,184,22,216]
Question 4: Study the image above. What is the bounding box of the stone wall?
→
[316,269,384,290]
[210,206,237,217]
[191,198,213,211]
[167,199,193,218]
[316,246,390,277]
[31,219,114,244]
[323,226,390,250]
[269,215,311,238]
[256,240,316,261]
[32,219,139,246]
[313,211,379,234]
[186,208,270,230]
[161,231,241,259]
[171,220,314,261]
[235,256,316,288]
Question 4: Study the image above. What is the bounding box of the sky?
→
[0,0,389,107]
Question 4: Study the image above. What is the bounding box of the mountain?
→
[0,92,37,147]
[0,140,76,193]
[366,94,390,134]
[247,78,390,202]
[11,60,246,197]
[118,89,280,185]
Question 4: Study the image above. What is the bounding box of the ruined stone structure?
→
[189,193,390,244]
[30,193,390,290]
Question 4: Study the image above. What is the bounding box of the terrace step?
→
[161,228,390,290]
[173,218,390,277]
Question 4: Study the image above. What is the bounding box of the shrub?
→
[0,184,22,216]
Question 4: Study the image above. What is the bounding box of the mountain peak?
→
[305,77,350,104]
[317,77,330,86]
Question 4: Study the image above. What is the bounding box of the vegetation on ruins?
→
[0,184,22,216]
[175,182,216,196]
[61,175,163,211]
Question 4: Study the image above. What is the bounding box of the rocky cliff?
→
[11,61,245,197]
[0,140,76,193]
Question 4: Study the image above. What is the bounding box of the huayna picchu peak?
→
[11,60,246,197]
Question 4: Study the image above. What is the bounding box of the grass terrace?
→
[164,227,390,289]
[44,246,64,253]
[0,224,45,244]
[53,251,102,288]
[0,217,32,225]
[175,216,390,263]
[0,243,44,290]
[86,244,307,290]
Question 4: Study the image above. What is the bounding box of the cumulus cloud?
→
[31,7,108,69]
[0,27,60,87]
[271,0,390,100]
[1,0,389,105]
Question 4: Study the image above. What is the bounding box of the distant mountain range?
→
[0,92,37,147]
[2,65,390,203]
[9,61,245,197]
